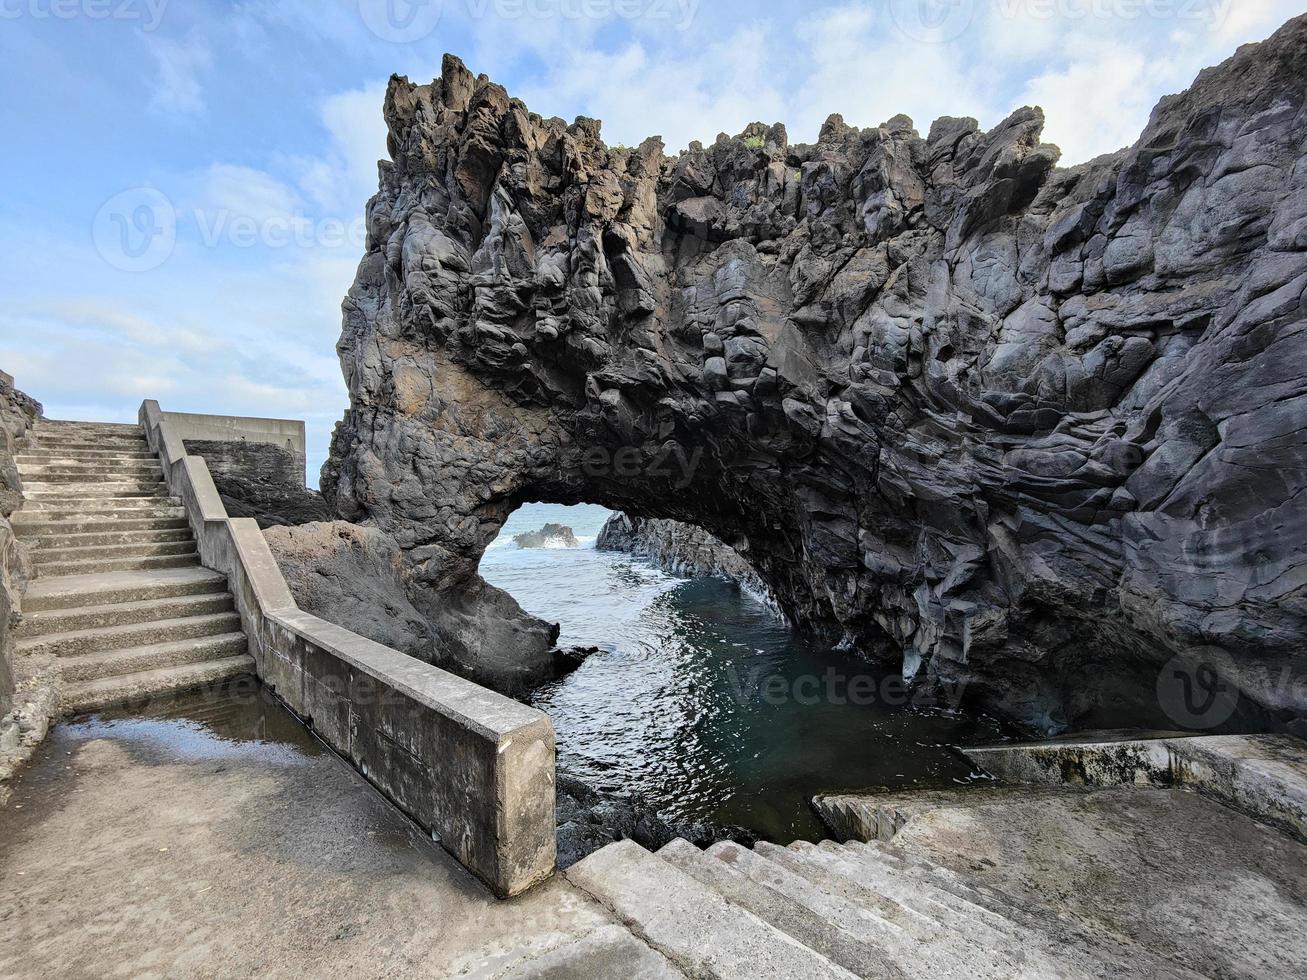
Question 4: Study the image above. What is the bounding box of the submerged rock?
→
[323,16,1307,733]
[513,523,579,549]
[556,773,758,869]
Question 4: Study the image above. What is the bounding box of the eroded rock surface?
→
[597,512,778,610]
[325,16,1307,732]
[0,375,40,754]
[265,522,438,662]
[265,520,558,690]
[513,523,579,548]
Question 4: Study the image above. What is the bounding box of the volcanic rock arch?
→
[323,17,1307,733]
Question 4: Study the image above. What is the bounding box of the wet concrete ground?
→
[0,683,646,978]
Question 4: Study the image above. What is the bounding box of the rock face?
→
[325,16,1307,733]
[185,439,334,529]
[265,520,559,691]
[597,512,778,610]
[513,522,579,548]
[0,375,40,735]
[264,522,438,662]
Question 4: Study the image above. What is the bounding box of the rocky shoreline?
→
[596,512,782,615]
[322,19,1307,733]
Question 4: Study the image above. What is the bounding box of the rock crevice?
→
[325,16,1307,732]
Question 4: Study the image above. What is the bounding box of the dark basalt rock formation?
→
[0,375,40,739]
[556,773,758,869]
[598,511,779,611]
[325,16,1307,733]
[264,522,438,662]
[513,522,579,548]
[183,438,334,529]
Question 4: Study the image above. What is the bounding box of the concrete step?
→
[24,567,229,612]
[35,540,198,565]
[17,465,163,483]
[23,482,167,497]
[11,515,188,536]
[24,439,150,454]
[15,591,233,638]
[16,450,158,463]
[25,527,193,550]
[754,842,1077,978]
[16,611,241,658]
[657,841,901,980]
[36,553,201,577]
[61,654,255,715]
[16,500,184,519]
[59,632,248,683]
[566,840,857,979]
[36,420,141,432]
[703,842,945,963]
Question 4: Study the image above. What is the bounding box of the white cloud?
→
[295,84,390,214]
[146,35,212,115]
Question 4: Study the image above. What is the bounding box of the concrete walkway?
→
[0,685,670,979]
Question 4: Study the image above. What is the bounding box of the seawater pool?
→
[480,502,1005,842]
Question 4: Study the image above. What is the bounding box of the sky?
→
[0,0,1301,486]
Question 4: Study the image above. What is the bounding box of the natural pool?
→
[481,503,1007,842]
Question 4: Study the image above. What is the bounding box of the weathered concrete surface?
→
[140,401,558,897]
[965,730,1307,842]
[325,14,1307,733]
[881,785,1307,980]
[0,689,673,978]
[163,409,330,529]
[187,438,333,529]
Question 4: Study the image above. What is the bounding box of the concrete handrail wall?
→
[138,400,556,897]
[158,409,306,454]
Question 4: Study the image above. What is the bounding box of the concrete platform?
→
[0,685,675,978]
[885,785,1307,979]
[964,731,1307,842]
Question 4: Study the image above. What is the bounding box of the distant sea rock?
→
[513,523,579,549]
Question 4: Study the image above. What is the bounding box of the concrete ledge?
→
[965,731,1307,844]
[159,410,305,455]
[139,400,556,896]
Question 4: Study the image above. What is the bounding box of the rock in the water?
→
[323,17,1307,734]
[556,773,758,869]
[513,523,579,549]
[597,512,779,612]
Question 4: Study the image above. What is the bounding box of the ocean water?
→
[481,502,1005,842]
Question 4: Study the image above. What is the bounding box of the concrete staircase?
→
[562,832,1200,980]
[11,419,255,714]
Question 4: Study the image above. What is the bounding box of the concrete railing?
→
[138,400,556,897]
